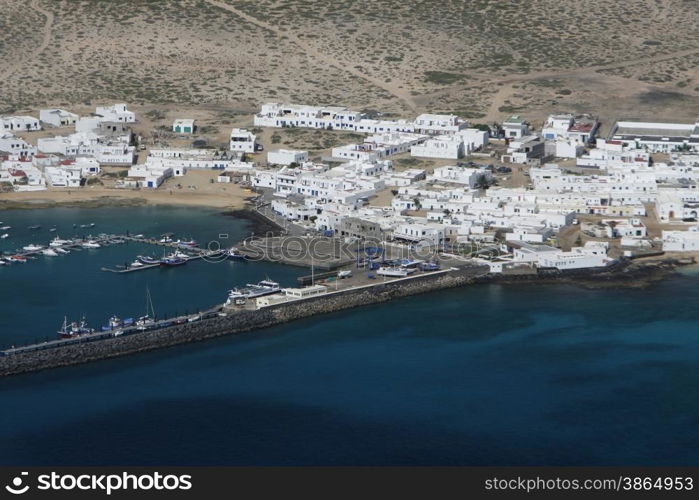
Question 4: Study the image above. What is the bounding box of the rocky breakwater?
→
[0,266,489,376]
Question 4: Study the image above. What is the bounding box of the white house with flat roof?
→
[230,128,257,153]
[172,119,195,134]
[94,103,135,123]
[609,119,699,152]
[411,135,464,159]
[0,115,41,132]
[40,109,78,127]
[268,149,308,165]
[663,226,699,251]
[502,116,530,139]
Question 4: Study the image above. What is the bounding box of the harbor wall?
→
[0,266,487,376]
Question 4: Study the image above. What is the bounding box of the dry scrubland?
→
[1,0,699,127]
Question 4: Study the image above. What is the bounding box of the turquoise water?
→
[1,207,699,465]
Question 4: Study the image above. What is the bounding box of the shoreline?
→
[0,257,691,377]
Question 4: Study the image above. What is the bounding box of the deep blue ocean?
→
[1,206,699,465]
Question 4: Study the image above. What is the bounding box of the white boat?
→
[0,260,7,266]
[0,226,10,230]
[376,266,409,277]
[49,236,72,247]
[159,236,173,243]
[22,244,43,252]
[42,248,59,257]
[0,233,8,239]
[129,259,145,268]
[55,248,70,255]
[82,241,101,249]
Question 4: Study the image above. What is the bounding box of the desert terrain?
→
[0,0,697,133]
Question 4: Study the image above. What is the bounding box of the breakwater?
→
[0,266,488,376]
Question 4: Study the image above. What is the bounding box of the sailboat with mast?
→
[136,286,157,330]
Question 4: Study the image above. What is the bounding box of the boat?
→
[42,248,59,256]
[0,260,7,266]
[176,239,197,247]
[419,261,440,271]
[101,315,123,332]
[0,226,11,230]
[227,247,248,260]
[27,225,41,230]
[132,233,144,239]
[55,248,70,255]
[22,244,43,252]
[82,241,101,248]
[6,255,26,263]
[376,266,410,277]
[226,279,281,304]
[49,227,57,232]
[57,316,94,339]
[136,287,157,330]
[159,235,173,243]
[49,236,72,247]
[79,223,96,229]
[137,255,160,265]
[160,256,187,266]
[0,234,8,239]
[129,259,145,268]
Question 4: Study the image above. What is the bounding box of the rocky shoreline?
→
[223,207,285,236]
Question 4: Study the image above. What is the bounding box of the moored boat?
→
[42,248,59,256]
[376,266,410,277]
[57,316,94,339]
[226,279,281,304]
[137,255,160,265]
[49,236,72,247]
[22,244,43,252]
[227,247,248,260]
[82,241,101,248]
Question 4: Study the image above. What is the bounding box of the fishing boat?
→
[82,241,101,248]
[226,279,281,304]
[57,316,94,339]
[101,315,123,332]
[22,244,43,252]
[0,233,8,239]
[137,255,160,265]
[49,236,72,247]
[42,248,59,257]
[160,255,187,266]
[227,247,248,260]
[376,266,410,277]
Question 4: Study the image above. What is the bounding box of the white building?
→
[0,133,35,157]
[0,115,41,132]
[413,114,467,135]
[40,109,78,127]
[502,116,530,139]
[94,103,136,123]
[267,149,308,166]
[663,226,699,251]
[230,128,257,153]
[172,119,195,134]
[253,102,363,130]
[332,133,426,161]
[410,135,463,159]
[542,113,599,144]
[609,119,699,152]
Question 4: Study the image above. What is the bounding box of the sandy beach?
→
[0,170,256,210]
